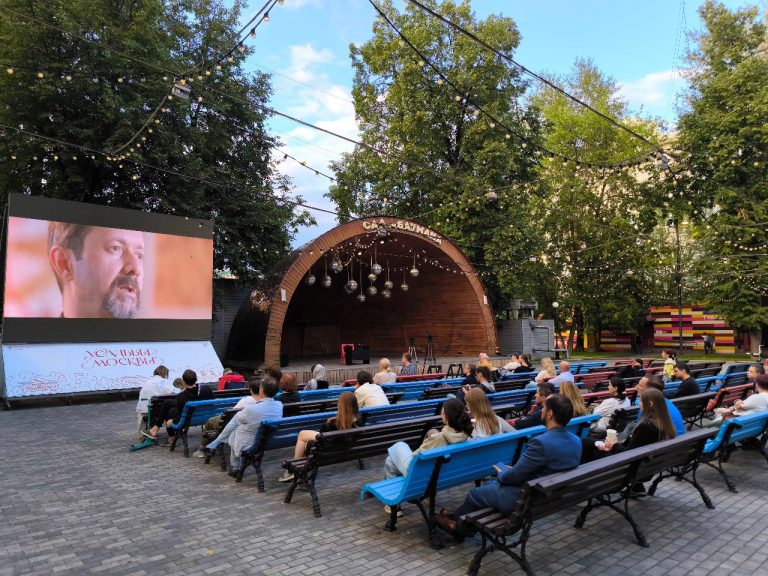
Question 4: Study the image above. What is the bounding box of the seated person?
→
[217,367,245,391]
[581,388,676,465]
[526,357,556,389]
[204,377,283,476]
[303,364,328,391]
[193,378,262,458]
[135,365,174,435]
[277,373,301,404]
[502,354,521,373]
[373,358,398,385]
[549,361,575,385]
[435,394,581,537]
[617,358,644,379]
[354,370,390,408]
[512,382,555,430]
[456,365,495,402]
[632,375,685,436]
[714,373,768,422]
[144,369,212,441]
[673,362,698,398]
[460,364,478,386]
[279,393,361,482]
[513,354,534,373]
[465,388,513,438]
[400,353,417,376]
[478,353,493,371]
[591,376,630,433]
[559,380,588,417]
[262,365,283,383]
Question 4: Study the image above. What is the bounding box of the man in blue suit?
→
[436,394,582,536]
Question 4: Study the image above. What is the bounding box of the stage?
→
[233,354,513,386]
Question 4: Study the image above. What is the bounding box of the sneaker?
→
[384,505,404,518]
[192,449,206,458]
[278,471,294,483]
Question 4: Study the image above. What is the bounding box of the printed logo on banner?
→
[2,341,223,398]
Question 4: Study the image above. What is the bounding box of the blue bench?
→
[168,398,241,457]
[716,371,749,390]
[382,378,464,400]
[697,410,768,492]
[663,376,718,398]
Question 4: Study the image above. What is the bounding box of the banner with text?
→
[1,341,223,398]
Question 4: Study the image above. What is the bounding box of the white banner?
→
[2,341,223,398]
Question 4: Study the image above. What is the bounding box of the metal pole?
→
[674,219,683,354]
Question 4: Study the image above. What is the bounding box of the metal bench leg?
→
[220,446,228,471]
[609,496,648,548]
[468,531,491,576]
[254,455,266,493]
[284,476,300,505]
[710,451,738,492]
[357,458,365,470]
[169,432,178,452]
[689,465,715,509]
[181,431,190,457]
[574,498,595,529]
[308,477,322,518]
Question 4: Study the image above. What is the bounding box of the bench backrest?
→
[310,416,442,466]
[704,410,768,454]
[607,406,641,432]
[281,392,404,417]
[500,371,538,382]
[671,392,716,420]
[171,398,242,429]
[712,383,754,409]
[721,371,749,389]
[382,378,464,400]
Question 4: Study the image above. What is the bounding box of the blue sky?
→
[242,0,751,245]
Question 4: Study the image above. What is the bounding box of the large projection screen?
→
[2,194,215,343]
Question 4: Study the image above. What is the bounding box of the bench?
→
[700,383,755,419]
[382,378,464,401]
[461,429,717,576]
[575,372,616,391]
[281,392,404,417]
[718,371,749,390]
[694,410,768,492]
[167,398,242,456]
[283,415,441,517]
[672,392,717,429]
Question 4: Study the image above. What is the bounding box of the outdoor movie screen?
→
[2,194,214,343]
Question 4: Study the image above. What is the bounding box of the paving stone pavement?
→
[1,400,768,576]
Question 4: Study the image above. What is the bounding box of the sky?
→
[240,0,753,246]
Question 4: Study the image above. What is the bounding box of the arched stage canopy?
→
[226,217,498,368]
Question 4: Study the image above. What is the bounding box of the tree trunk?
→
[749,328,762,354]
[574,308,585,352]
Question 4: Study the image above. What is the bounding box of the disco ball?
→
[348,280,358,291]
[330,259,343,273]
[409,267,420,278]
[305,273,316,286]
[356,293,366,303]
[400,282,409,292]
[367,285,378,296]
[343,283,354,295]
[367,272,377,282]
[371,263,383,275]
[321,275,332,288]
[384,280,394,289]
[382,289,392,299]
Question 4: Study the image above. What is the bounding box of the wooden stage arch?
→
[226,217,498,368]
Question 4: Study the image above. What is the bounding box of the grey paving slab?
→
[1,400,767,575]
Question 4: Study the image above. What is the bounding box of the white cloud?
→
[617,69,683,119]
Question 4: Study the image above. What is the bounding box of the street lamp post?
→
[552,301,561,356]
[668,218,684,355]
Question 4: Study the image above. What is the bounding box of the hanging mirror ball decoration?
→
[371,263,383,275]
[401,282,409,292]
[330,259,343,273]
[343,283,354,295]
[357,293,366,303]
[347,279,358,292]
[367,272,377,282]
[322,275,332,288]
[382,289,392,299]
[410,267,420,278]
[368,285,378,296]
[305,273,316,286]
[384,280,394,290]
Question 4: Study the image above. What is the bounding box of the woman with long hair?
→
[465,388,513,438]
[559,380,588,417]
[280,392,361,482]
[591,376,631,432]
[535,357,557,383]
[513,354,534,373]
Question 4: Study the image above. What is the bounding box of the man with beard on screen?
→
[48,222,145,318]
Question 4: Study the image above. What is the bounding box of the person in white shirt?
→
[716,373,768,419]
[591,376,631,433]
[135,365,175,434]
[354,370,390,408]
[502,354,521,372]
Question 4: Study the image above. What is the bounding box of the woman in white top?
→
[716,373,768,419]
[465,388,513,438]
[592,376,631,432]
[535,357,557,383]
[373,358,397,385]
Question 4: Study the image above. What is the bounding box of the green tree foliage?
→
[328,0,543,309]
[521,60,664,350]
[675,0,768,334]
[0,0,309,285]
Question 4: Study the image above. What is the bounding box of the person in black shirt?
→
[513,382,555,430]
[673,362,698,398]
[513,354,534,373]
[144,369,212,440]
[277,373,301,404]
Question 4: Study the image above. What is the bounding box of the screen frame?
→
[2,194,215,343]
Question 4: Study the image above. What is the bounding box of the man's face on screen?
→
[69,227,145,318]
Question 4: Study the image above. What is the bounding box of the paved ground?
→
[1,400,767,576]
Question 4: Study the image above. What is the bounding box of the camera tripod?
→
[422,335,441,373]
[407,337,418,365]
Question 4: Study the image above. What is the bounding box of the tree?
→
[521,60,664,351]
[0,0,309,287]
[674,0,768,349]
[328,0,543,310]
